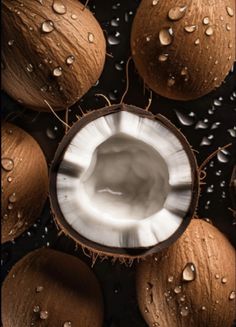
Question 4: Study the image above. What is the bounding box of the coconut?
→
[2,248,104,327]
[136,219,236,327]
[131,0,235,101]
[49,104,199,259]
[1,122,48,243]
[2,0,106,111]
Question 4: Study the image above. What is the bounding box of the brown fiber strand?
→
[95,93,112,106]
[120,56,132,104]
[44,100,71,129]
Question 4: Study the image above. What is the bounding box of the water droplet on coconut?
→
[184,25,197,33]
[226,6,234,17]
[180,306,189,316]
[152,0,159,6]
[182,262,196,282]
[215,274,220,279]
[175,111,194,126]
[9,193,17,203]
[205,27,213,36]
[174,286,182,294]
[158,53,168,62]
[52,0,67,15]
[159,27,173,46]
[26,63,34,73]
[66,55,75,65]
[194,38,200,45]
[1,158,14,171]
[195,120,208,129]
[203,17,210,25]
[53,66,62,77]
[108,35,120,45]
[168,6,187,21]
[226,23,231,31]
[33,305,40,313]
[71,14,77,20]
[168,276,174,283]
[229,291,235,300]
[39,310,48,320]
[41,20,54,33]
[8,40,14,46]
[64,322,72,327]
[36,286,44,293]
[88,32,94,43]
[7,176,13,183]
[221,277,227,284]
[201,306,207,311]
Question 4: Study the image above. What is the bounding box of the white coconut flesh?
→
[56,111,193,248]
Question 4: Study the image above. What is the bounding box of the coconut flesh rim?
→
[56,111,193,248]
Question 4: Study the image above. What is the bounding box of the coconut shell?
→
[2,248,104,327]
[136,219,236,327]
[2,0,106,111]
[131,0,235,101]
[49,104,200,259]
[1,122,48,243]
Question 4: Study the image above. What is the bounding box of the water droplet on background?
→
[175,111,195,126]
[108,34,120,45]
[217,149,230,163]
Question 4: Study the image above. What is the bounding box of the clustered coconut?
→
[136,219,236,327]
[49,104,199,259]
[2,0,106,111]
[131,0,235,100]
[1,122,48,243]
[2,248,104,327]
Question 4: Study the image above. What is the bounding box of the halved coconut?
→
[50,104,199,258]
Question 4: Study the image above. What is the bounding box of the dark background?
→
[1,1,236,326]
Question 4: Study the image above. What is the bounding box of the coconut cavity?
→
[50,105,199,256]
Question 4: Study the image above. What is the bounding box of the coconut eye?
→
[50,105,199,256]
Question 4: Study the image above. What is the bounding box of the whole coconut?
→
[2,248,104,327]
[1,122,48,243]
[2,0,106,111]
[136,219,235,327]
[131,0,235,101]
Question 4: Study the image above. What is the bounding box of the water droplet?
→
[66,55,75,65]
[167,76,175,87]
[111,18,119,27]
[33,305,40,313]
[195,120,208,129]
[88,32,94,43]
[36,286,44,293]
[175,111,194,126]
[7,176,13,183]
[41,20,54,33]
[226,6,234,17]
[158,53,169,62]
[205,27,213,36]
[52,0,66,15]
[226,23,231,31]
[71,14,77,20]
[200,137,211,146]
[40,311,48,320]
[228,128,236,138]
[8,40,14,46]
[1,158,14,171]
[168,6,187,21]
[201,306,207,311]
[221,277,227,284]
[194,38,200,45]
[108,35,120,45]
[168,276,174,283]
[180,306,189,316]
[144,307,149,313]
[229,291,235,300]
[152,0,159,5]
[9,193,17,203]
[64,322,72,327]
[207,184,214,193]
[217,149,230,163]
[174,286,182,294]
[159,28,173,46]
[184,25,197,33]
[53,66,62,77]
[203,17,210,25]
[182,262,196,282]
[26,63,34,73]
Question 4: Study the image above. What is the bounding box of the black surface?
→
[1,1,236,326]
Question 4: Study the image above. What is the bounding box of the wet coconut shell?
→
[1,122,48,243]
[49,104,199,259]
[136,219,236,327]
[2,0,106,111]
[131,0,235,101]
[2,248,104,327]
